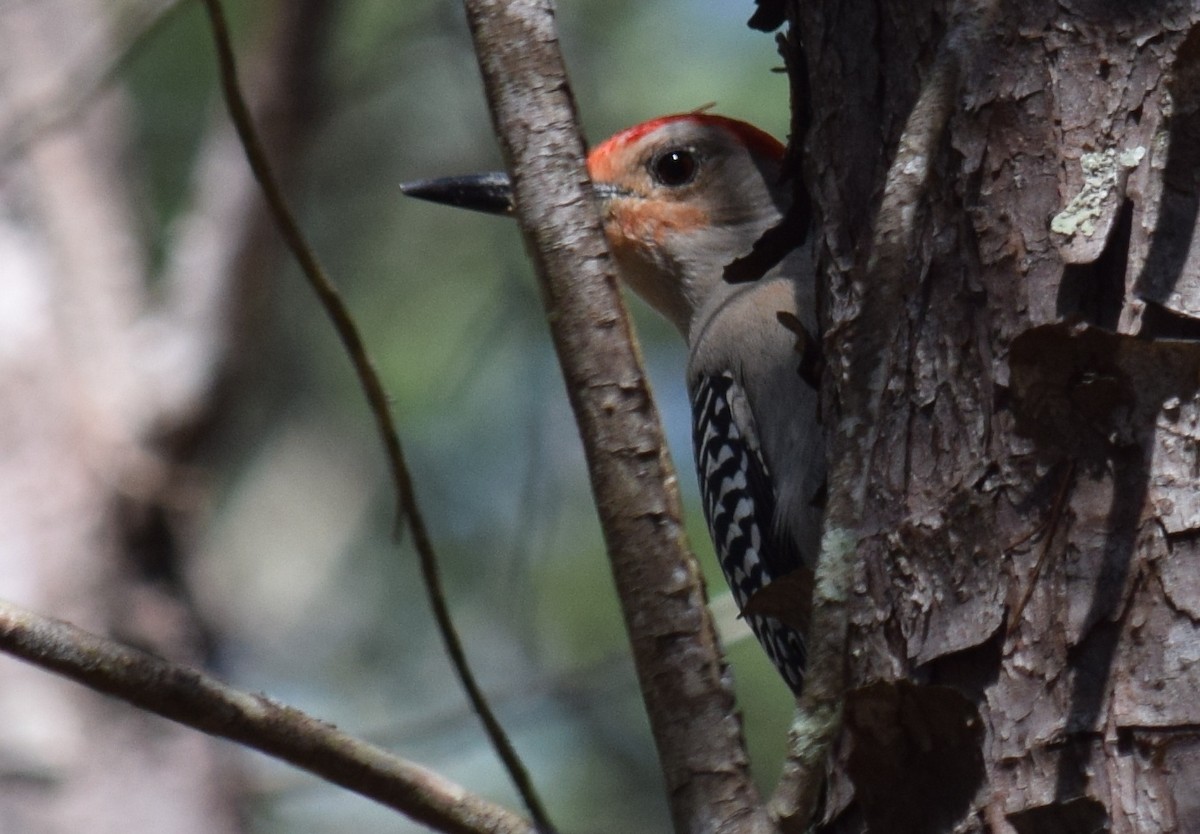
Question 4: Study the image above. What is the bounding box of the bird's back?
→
[687,269,823,692]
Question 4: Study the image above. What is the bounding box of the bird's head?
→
[402,113,792,337]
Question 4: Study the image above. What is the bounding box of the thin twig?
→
[0,600,532,834]
[197,1,550,827]
[461,1,774,833]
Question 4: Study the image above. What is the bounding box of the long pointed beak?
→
[399,172,513,216]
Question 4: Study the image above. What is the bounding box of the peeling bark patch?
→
[841,682,984,834]
[1058,198,1134,329]
[1150,406,1200,536]
[1158,535,1200,620]
[1163,737,1200,830]
[1132,24,1200,318]
[1008,319,1200,552]
[888,492,1006,666]
[1008,321,1200,455]
[1007,796,1108,834]
[1114,568,1200,725]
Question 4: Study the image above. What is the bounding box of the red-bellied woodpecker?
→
[402,113,823,693]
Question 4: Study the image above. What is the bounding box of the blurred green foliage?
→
[119,1,794,830]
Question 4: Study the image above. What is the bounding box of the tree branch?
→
[460,2,775,832]
[0,600,533,834]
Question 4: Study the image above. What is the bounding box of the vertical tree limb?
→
[460,2,775,832]
[770,23,967,833]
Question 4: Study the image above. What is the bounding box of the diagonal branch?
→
[0,600,533,834]
[197,1,550,827]
[460,1,774,832]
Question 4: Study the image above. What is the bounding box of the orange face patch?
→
[605,199,710,249]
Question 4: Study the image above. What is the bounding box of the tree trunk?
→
[794,1,1200,831]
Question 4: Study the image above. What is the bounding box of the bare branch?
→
[0,600,534,834]
[460,1,775,832]
[196,0,549,825]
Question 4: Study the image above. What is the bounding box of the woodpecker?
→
[402,113,823,693]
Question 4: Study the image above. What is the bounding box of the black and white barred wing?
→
[690,372,808,693]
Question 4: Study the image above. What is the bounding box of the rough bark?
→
[787,1,1200,831]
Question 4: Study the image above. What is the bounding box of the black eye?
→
[650,149,699,187]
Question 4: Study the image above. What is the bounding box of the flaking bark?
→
[783,1,1200,830]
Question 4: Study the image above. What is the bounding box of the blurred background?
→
[1,1,794,831]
